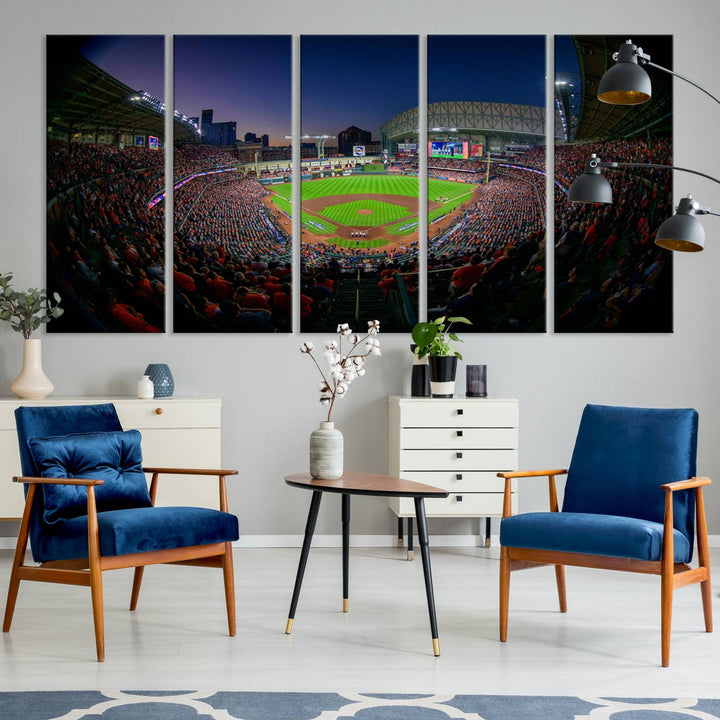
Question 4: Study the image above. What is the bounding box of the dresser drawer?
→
[115,399,220,430]
[390,492,512,517]
[397,470,506,493]
[401,427,517,450]
[398,399,518,429]
[400,448,517,472]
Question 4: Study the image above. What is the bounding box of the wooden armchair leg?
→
[499,546,510,642]
[222,542,236,637]
[130,567,144,611]
[696,487,713,633]
[555,565,567,613]
[3,567,22,634]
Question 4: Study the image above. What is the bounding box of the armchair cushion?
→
[34,506,240,563]
[500,511,691,563]
[28,430,152,525]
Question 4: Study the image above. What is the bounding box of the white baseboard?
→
[2,534,720,550]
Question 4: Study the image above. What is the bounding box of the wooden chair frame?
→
[498,468,713,667]
[3,466,238,662]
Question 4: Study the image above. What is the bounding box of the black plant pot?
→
[428,355,458,398]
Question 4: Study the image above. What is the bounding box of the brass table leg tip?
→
[432,638,440,656]
[407,550,414,561]
[343,598,349,613]
[285,618,294,634]
[398,538,404,548]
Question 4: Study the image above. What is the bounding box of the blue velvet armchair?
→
[3,403,239,661]
[499,404,712,667]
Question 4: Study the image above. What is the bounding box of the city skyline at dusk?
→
[174,35,292,146]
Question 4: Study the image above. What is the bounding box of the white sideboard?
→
[0,396,222,519]
[388,395,519,546]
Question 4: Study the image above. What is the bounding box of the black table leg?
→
[286,490,323,634]
[414,496,440,656]
[342,493,350,612]
[397,517,404,548]
[407,517,414,561]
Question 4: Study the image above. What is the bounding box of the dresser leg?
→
[414,497,440,656]
[407,517,414,561]
[286,490,323,633]
[397,517,404,548]
[485,517,492,548]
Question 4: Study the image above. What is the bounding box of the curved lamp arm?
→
[643,60,720,106]
[591,157,720,188]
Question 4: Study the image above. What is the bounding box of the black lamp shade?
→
[568,171,613,203]
[655,213,706,252]
[598,62,652,105]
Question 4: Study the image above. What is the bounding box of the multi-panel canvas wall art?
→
[427,35,547,332]
[47,35,166,332]
[300,35,420,332]
[554,35,673,332]
[173,35,292,332]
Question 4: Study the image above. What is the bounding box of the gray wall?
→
[2,0,719,538]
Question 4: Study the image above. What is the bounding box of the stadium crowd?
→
[173,173,292,332]
[553,137,673,332]
[47,140,166,332]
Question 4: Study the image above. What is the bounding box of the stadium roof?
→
[569,35,672,141]
[381,101,562,144]
[47,54,200,144]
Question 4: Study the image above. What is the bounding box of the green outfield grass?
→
[267,175,473,240]
[301,175,419,200]
[319,199,411,227]
[427,177,478,223]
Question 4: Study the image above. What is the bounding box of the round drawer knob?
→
[155,407,163,415]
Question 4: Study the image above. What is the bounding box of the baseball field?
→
[266,175,478,252]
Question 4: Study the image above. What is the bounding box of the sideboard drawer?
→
[390,492,513,517]
[398,399,518,429]
[397,470,506,493]
[400,448,517,472]
[115,399,220,430]
[401,427,517,450]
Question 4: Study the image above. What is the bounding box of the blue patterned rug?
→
[2,692,720,720]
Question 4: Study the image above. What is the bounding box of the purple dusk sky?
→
[174,35,292,146]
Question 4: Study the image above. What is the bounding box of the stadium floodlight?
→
[568,154,720,251]
[598,39,720,106]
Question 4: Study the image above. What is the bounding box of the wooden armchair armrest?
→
[661,476,711,492]
[498,469,568,518]
[13,475,104,486]
[497,469,568,479]
[143,467,238,477]
[142,468,238,512]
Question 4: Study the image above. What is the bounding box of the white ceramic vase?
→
[136,375,154,399]
[10,338,54,400]
[309,421,344,480]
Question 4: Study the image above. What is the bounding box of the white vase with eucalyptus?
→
[0,273,63,400]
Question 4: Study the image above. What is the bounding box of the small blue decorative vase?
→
[144,363,174,398]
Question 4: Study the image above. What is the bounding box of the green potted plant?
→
[411,316,471,397]
[0,273,63,399]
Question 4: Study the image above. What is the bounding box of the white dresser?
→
[388,395,518,551]
[0,396,222,519]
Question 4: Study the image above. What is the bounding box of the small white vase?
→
[10,338,54,400]
[136,375,154,399]
[309,421,344,480]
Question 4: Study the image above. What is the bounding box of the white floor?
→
[0,546,718,698]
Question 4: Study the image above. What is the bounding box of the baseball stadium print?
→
[173,35,292,333]
[300,35,420,333]
[47,35,166,332]
[554,35,673,332]
[426,35,548,333]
